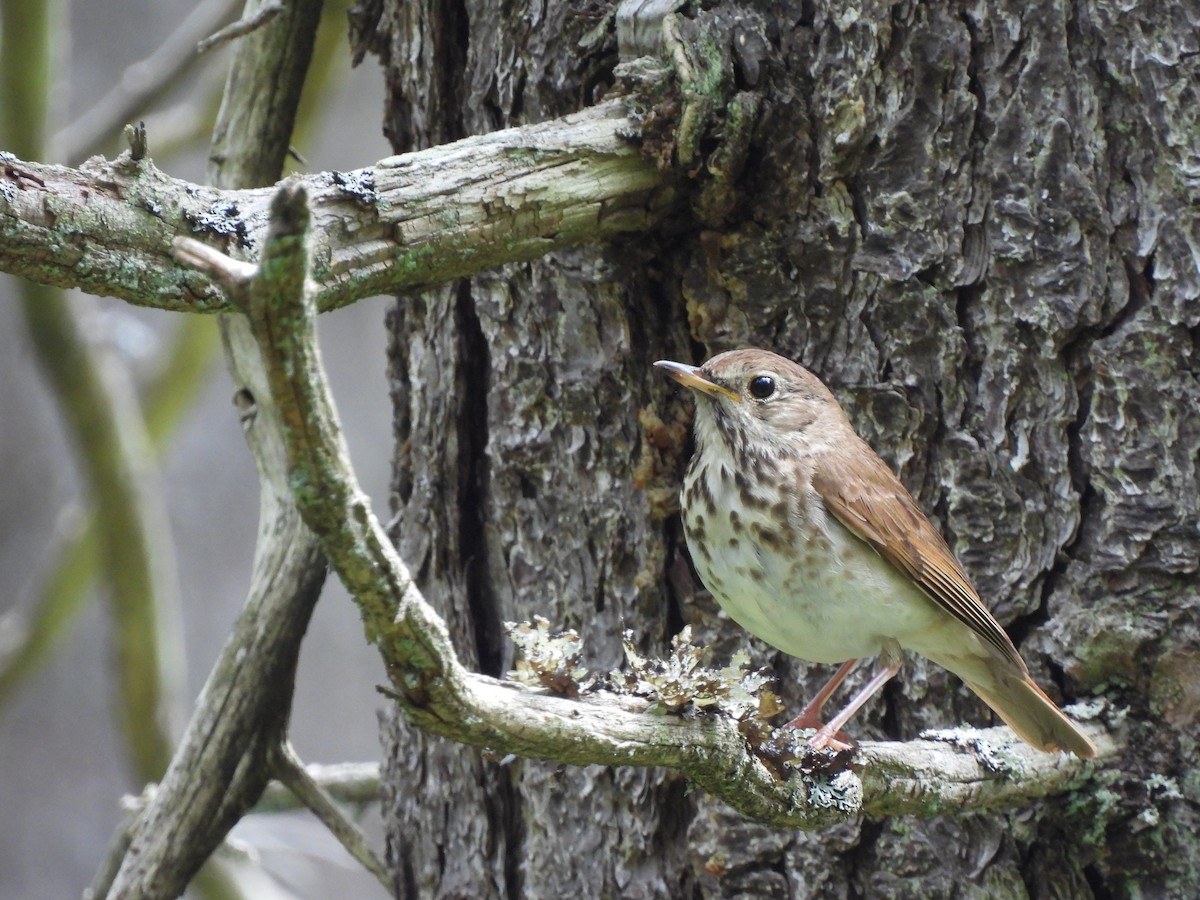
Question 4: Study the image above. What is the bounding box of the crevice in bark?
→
[574,13,618,109]
[953,284,986,427]
[386,301,414,510]
[857,307,890,381]
[442,0,470,141]
[1140,250,1156,302]
[1188,318,1200,378]
[509,69,528,124]
[1044,252,1148,585]
[959,8,991,160]
[659,775,694,890]
[1005,616,1045,665]
[766,853,791,892]
[848,818,884,899]
[1058,362,1097,570]
[1016,372,1091,653]
[844,174,870,244]
[998,29,1027,74]
[797,0,816,30]
[880,670,904,741]
[927,380,955,527]
[1064,0,1086,71]
[805,126,825,199]
[1102,253,1153,339]
[386,0,470,151]
[454,281,502,678]
[1018,252,1153,686]
[789,12,824,202]
[499,763,526,900]
[662,532,690,644]
[394,829,418,898]
[435,830,448,884]
[1083,861,1113,899]
[593,557,607,614]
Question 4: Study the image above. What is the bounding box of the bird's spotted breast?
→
[748,520,786,552]
[681,440,938,664]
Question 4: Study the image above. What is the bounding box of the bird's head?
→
[655,349,844,458]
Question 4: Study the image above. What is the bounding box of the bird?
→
[655,348,1097,758]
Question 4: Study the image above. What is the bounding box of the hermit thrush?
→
[656,349,1096,758]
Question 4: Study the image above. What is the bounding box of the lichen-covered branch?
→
[201,178,1116,834]
[422,677,1115,826]
[0,98,673,314]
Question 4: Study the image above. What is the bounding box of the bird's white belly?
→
[683,465,941,664]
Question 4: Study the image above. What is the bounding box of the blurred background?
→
[0,1,398,896]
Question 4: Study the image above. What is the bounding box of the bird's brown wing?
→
[811,440,1026,672]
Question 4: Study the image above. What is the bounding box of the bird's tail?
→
[955,658,1097,759]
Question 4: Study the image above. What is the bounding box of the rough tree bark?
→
[366,0,1197,897]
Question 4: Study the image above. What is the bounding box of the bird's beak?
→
[654,360,741,404]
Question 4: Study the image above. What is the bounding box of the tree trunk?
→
[364,0,1200,895]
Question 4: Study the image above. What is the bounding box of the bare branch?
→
[0,99,673,314]
[197,1,284,54]
[270,743,389,890]
[90,762,383,899]
[115,763,384,819]
[83,805,138,900]
[255,761,381,812]
[172,235,257,290]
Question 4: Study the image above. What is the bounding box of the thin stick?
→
[270,743,390,891]
[198,2,285,54]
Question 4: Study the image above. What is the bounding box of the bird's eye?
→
[748,375,776,400]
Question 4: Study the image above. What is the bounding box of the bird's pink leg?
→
[808,659,902,751]
[785,658,859,731]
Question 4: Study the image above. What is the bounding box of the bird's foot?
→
[783,708,825,731]
[784,713,855,751]
[806,727,855,753]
